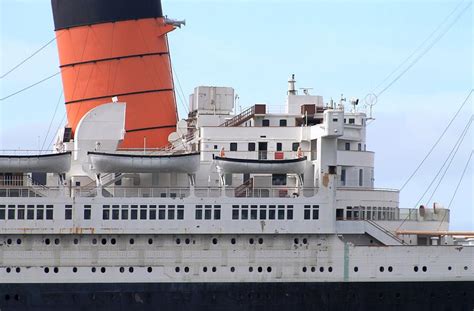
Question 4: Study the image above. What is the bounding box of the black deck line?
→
[88,151,200,159]
[213,155,307,164]
[0,152,71,159]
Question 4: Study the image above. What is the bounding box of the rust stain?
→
[322,174,329,187]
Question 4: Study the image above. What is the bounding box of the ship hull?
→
[1,281,473,311]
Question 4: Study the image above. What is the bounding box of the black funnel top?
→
[51,0,163,30]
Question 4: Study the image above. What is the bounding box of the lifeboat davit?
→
[0,152,72,173]
[88,152,200,173]
[213,156,307,174]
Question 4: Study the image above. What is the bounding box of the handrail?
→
[366,219,406,245]
[220,106,255,127]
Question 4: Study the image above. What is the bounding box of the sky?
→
[0,0,472,230]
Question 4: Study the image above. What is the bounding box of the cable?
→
[376,2,471,98]
[1,36,58,79]
[447,151,472,209]
[371,0,467,94]
[424,115,473,206]
[40,90,63,153]
[399,89,473,191]
[412,115,472,208]
[46,112,67,151]
[0,71,61,101]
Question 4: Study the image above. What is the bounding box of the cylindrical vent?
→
[51,0,177,148]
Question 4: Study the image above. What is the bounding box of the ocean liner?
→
[0,0,473,310]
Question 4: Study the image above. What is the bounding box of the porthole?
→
[54,267,59,273]
[302,238,308,244]
[91,267,96,273]
[92,238,97,245]
[15,267,20,273]
[212,267,217,272]
[129,238,135,245]
[249,267,253,272]
[119,267,125,273]
[45,238,50,245]
[258,238,263,244]
[44,267,49,273]
[294,238,299,244]
[176,238,181,245]
[267,267,272,273]
[6,267,11,273]
[231,238,236,244]
[302,267,307,273]
[249,238,254,244]
[100,267,106,273]
[129,267,134,273]
[414,266,419,272]
[464,266,468,271]
[203,267,208,272]
[230,267,235,272]
[54,238,60,245]
[422,266,427,272]
[258,267,263,273]
[388,266,393,272]
[379,266,384,272]
[212,238,218,245]
[175,267,180,273]
[16,239,22,245]
[185,238,190,245]
[147,267,153,273]
[6,238,12,245]
[311,267,316,272]
[354,267,359,272]
[184,267,190,273]
[448,266,452,271]
[328,267,333,272]
[148,238,153,245]
[73,267,78,273]
[73,238,79,245]
[101,239,107,245]
[320,267,324,272]
[111,238,116,245]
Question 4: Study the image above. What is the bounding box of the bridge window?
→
[168,205,175,220]
[248,142,256,151]
[102,205,110,220]
[269,205,276,219]
[140,205,147,220]
[232,205,239,220]
[131,205,138,220]
[83,205,91,220]
[121,205,129,220]
[250,205,258,220]
[204,205,212,220]
[349,118,355,124]
[159,205,166,220]
[112,205,119,220]
[195,205,203,220]
[149,205,157,220]
[241,205,249,220]
[65,205,72,220]
[287,205,293,220]
[27,205,34,220]
[230,143,238,151]
[36,205,44,220]
[213,205,220,220]
[279,119,287,127]
[17,205,25,220]
[7,205,15,219]
[46,205,54,220]
[278,205,285,220]
[259,205,267,220]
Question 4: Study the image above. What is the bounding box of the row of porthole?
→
[302,266,333,273]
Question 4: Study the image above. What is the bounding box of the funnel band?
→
[59,52,169,68]
[65,88,173,105]
[51,0,163,30]
[126,124,176,133]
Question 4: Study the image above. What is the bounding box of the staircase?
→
[365,220,407,245]
[220,104,266,127]
[234,178,254,197]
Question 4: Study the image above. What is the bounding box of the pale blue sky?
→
[0,0,472,230]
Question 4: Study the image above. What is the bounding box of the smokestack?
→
[51,0,178,149]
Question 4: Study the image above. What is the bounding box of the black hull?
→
[1,281,473,311]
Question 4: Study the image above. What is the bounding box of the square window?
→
[279,119,287,127]
[292,143,300,151]
[272,174,287,186]
[276,142,282,151]
[248,142,256,151]
[349,118,355,124]
[230,143,238,151]
[262,119,270,127]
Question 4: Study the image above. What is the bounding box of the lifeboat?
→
[0,152,71,173]
[213,155,307,174]
[88,152,200,173]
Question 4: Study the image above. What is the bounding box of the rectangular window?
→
[140,205,147,220]
[168,205,175,220]
[287,205,293,220]
[112,205,120,220]
[279,119,287,127]
[0,205,5,219]
[341,169,346,186]
[102,205,110,220]
[359,169,363,187]
[195,205,202,220]
[8,205,15,220]
[27,205,34,220]
[250,205,258,220]
[278,205,285,220]
[65,205,72,220]
[149,205,157,220]
[345,142,350,151]
[349,118,355,124]
[46,205,54,220]
[313,205,319,220]
[230,143,238,151]
[292,142,300,151]
[304,205,311,220]
[232,205,239,220]
[241,205,248,220]
[262,119,270,127]
[259,205,267,220]
[358,143,362,151]
[214,205,221,220]
[177,205,184,220]
[36,205,44,220]
[204,205,212,220]
[248,142,256,151]
[17,205,25,220]
[272,174,287,186]
[83,205,91,220]
[121,205,129,220]
[131,205,138,220]
[276,142,282,151]
[332,118,338,122]
[268,205,276,220]
[159,205,166,220]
